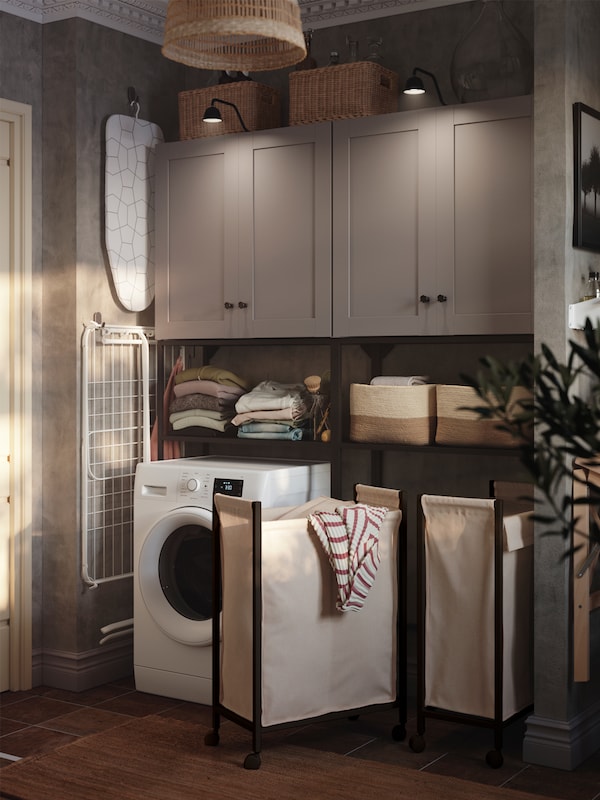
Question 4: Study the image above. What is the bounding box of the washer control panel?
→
[177,471,243,503]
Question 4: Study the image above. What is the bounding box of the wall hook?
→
[127,86,140,119]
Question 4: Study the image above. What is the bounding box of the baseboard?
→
[523,700,600,770]
[38,636,133,692]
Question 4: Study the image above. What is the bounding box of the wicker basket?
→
[178,82,281,140]
[350,383,436,445]
[289,62,399,125]
[435,385,532,448]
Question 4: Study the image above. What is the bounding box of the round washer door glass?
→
[138,507,214,645]
[158,524,212,621]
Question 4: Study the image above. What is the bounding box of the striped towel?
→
[309,504,387,612]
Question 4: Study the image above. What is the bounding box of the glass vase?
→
[450,0,533,103]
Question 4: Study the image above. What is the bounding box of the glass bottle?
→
[450,0,533,103]
[583,271,600,301]
[365,37,383,63]
[294,29,317,70]
[346,36,359,63]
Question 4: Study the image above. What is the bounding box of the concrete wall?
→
[523,0,600,770]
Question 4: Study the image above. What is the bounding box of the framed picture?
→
[574,102,600,252]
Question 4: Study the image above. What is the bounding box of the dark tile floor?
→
[1,677,599,799]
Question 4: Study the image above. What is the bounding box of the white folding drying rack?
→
[80,318,155,589]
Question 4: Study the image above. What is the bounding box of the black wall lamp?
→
[404,68,447,106]
[202,98,249,132]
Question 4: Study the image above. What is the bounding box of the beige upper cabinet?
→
[155,124,331,340]
[332,96,533,337]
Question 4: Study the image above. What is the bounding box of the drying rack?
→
[80,318,155,590]
[205,484,407,769]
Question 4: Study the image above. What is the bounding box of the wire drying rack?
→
[81,318,155,588]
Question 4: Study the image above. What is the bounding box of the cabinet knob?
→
[224,302,234,310]
[419,295,430,304]
[437,294,447,303]
[238,301,248,309]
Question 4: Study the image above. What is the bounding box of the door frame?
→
[1,97,33,691]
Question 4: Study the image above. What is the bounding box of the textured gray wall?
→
[529,0,600,757]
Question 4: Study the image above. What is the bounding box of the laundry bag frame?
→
[205,483,407,769]
[409,490,534,768]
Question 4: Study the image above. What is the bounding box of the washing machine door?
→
[138,507,214,645]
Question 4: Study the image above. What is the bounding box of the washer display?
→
[133,456,330,704]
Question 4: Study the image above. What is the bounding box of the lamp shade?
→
[162,0,307,71]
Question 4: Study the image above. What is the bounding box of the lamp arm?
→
[413,68,447,106]
[210,97,249,132]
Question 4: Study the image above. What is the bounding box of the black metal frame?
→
[206,488,408,769]
[409,494,533,769]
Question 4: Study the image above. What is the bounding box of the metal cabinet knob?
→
[437,294,447,303]
[224,302,234,310]
[238,301,248,309]
[419,295,430,304]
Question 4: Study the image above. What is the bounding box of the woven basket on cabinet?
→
[289,62,399,125]
[178,82,281,139]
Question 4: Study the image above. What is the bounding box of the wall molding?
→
[40,638,133,692]
[523,702,600,771]
[1,0,464,44]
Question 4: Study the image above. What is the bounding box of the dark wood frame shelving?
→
[156,334,532,498]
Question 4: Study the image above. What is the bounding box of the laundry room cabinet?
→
[332,95,533,337]
[156,96,532,341]
[154,123,332,340]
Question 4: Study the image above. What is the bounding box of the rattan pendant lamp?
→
[162,0,307,71]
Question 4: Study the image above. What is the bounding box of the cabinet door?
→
[155,136,240,339]
[237,123,332,338]
[332,111,435,337]
[436,96,533,335]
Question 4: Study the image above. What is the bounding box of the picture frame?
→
[573,102,600,252]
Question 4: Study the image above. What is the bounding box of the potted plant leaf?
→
[462,319,600,556]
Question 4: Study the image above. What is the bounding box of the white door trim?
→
[0,97,33,691]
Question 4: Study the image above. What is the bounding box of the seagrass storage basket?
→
[289,62,399,125]
[178,82,281,140]
[435,385,532,448]
[350,383,436,445]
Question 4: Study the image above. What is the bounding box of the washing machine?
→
[133,456,330,704]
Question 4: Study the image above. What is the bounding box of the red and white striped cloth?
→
[308,503,388,612]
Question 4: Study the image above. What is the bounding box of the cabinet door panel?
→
[239,124,331,337]
[333,113,431,337]
[439,97,533,335]
[155,139,239,339]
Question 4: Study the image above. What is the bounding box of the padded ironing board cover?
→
[421,495,533,720]
[105,114,164,311]
[215,493,401,727]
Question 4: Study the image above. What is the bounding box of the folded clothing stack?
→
[231,380,310,440]
[170,366,249,435]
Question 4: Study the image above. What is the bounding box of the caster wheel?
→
[204,730,219,747]
[409,734,425,753]
[486,749,503,769]
[392,723,406,742]
[244,752,261,770]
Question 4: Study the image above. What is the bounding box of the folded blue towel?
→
[239,422,300,434]
[237,428,303,441]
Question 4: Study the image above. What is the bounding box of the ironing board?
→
[105,114,163,312]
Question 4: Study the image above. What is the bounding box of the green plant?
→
[462,320,600,551]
